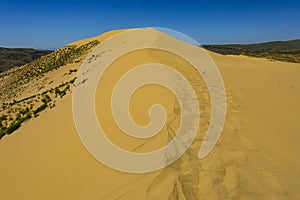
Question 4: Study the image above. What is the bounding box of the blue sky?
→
[1,0,299,49]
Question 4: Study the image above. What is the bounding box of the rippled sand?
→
[0,29,299,199]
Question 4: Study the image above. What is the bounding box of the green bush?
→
[20,107,30,115]
[33,104,47,115]
[3,114,31,136]
[69,77,77,84]
[0,115,7,121]
[41,95,51,104]
[6,121,21,135]
[0,131,5,139]
[69,69,78,73]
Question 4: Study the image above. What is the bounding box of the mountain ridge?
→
[0,47,53,72]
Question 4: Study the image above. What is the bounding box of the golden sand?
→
[0,30,299,199]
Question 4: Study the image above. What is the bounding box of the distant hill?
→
[2,39,299,73]
[202,39,300,63]
[0,47,53,72]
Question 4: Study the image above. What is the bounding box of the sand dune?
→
[0,29,299,199]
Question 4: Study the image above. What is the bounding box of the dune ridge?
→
[0,29,299,199]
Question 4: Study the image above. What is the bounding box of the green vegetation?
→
[245,52,300,63]
[0,114,31,139]
[33,104,47,116]
[0,70,78,139]
[0,40,99,102]
[0,114,7,121]
[54,87,66,98]
[20,107,30,115]
[16,94,37,104]
[0,39,100,139]
[69,69,78,74]
[202,39,300,63]
[41,95,51,104]
[0,130,5,139]
[69,77,77,84]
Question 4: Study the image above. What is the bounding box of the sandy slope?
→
[0,30,299,200]
[212,53,300,199]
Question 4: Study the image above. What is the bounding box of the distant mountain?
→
[202,39,300,63]
[2,39,299,74]
[0,47,53,72]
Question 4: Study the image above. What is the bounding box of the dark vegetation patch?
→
[0,77,77,139]
[0,40,97,139]
[0,47,53,72]
[0,40,99,102]
[202,39,300,63]
[0,114,31,139]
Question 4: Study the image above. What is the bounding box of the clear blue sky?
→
[1,0,299,49]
